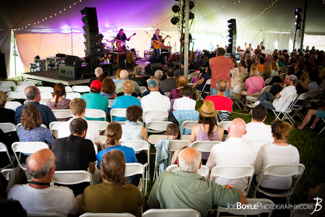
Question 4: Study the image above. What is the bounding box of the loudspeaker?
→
[0,53,7,79]
[145,63,162,75]
[65,56,82,67]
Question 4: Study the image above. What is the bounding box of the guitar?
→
[152,35,169,49]
[116,33,136,49]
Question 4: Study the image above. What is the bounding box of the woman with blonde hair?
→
[17,103,54,146]
[245,65,265,109]
[261,62,272,80]
[270,61,279,77]
[47,83,70,110]
[254,120,299,194]
[296,72,310,94]
[170,76,188,100]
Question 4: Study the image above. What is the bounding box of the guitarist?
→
[115,28,130,51]
[151,29,163,62]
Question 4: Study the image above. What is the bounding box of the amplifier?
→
[59,65,89,79]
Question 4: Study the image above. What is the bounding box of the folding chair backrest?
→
[52,170,91,185]
[17,81,35,86]
[110,108,127,121]
[4,101,22,111]
[143,209,201,217]
[218,121,232,132]
[0,142,14,169]
[169,140,191,152]
[264,78,272,85]
[125,163,145,177]
[190,141,221,153]
[37,86,53,93]
[80,213,135,217]
[72,85,90,93]
[0,81,15,87]
[7,91,27,100]
[143,111,168,122]
[85,109,106,121]
[108,99,114,108]
[180,121,197,136]
[246,140,271,153]
[88,121,109,133]
[232,84,245,94]
[277,93,298,112]
[120,140,150,153]
[261,85,272,94]
[146,121,173,133]
[14,86,28,92]
[140,86,147,94]
[164,92,170,97]
[40,92,53,100]
[51,109,73,119]
[166,165,210,178]
[0,123,17,133]
[263,164,305,177]
[0,86,11,92]
[65,92,81,100]
[148,135,168,145]
[27,212,66,217]
[65,86,72,93]
[49,121,65,138]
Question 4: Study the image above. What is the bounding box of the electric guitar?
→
[116,33,136,49]
[152,35,169,49]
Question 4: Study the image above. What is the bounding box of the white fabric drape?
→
[0,29,11,78]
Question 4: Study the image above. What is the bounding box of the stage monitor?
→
[145,63,162,75]
[65,56,82,67]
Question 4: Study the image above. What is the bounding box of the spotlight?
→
[189,12,194,20]
[171,16,179,25]
[172,4,180,13]
[189,1,195,9]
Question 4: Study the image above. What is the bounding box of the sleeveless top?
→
[121,121,143,141]
[196,124,220,160]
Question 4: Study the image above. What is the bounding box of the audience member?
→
[141,79,170,123]
[298,106,325,130]
[209,47,234,97]
[131,66,147,88]
[7,149,78,216]
[242,105,273,143]
[0,91,15,124]
[154,70,164,84]
[170,76,188,100]
[172,85,196,111]
[207,118,255,192]
[245,65,265,108]
[296,72,310,94]
[205,79,233,112]
[15,86,56,127]
[160,67,177,93]
[308,72,319,91]
[77,150,142,215]
[257,57,265,72]
[111,80,141,122]
[148,147,247,217]
[254,120,299,194]
[89,67,106,85]
[121,105,147,141]
[17,104,54,147]
[113,69,122,85]
[46,83,70,110]
[271,61,279,77]
[100,77,116,99]
[261,62,272,80]
[193,65,212,92]
[115,70,141,97]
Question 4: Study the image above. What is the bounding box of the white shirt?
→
[243,122,274,144]
[271,70,279,77]
[8,184,78,216]
[57,117,99,153]
[273,85,297,111]
[254,143,299,190]
[206,137,256,192]
[173,97,196,111]
[141,91,170,123]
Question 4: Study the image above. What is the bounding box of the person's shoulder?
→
[49,185,75,196]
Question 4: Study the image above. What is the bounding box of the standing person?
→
[209,47,234,97]
[115,29,129,51]
[152,29,162,62]
[260,42,265,50]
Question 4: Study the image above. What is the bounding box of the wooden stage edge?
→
[21,71,91,86]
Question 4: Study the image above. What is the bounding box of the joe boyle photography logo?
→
[227,197,322,214]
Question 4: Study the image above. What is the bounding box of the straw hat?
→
[198,100,218,117]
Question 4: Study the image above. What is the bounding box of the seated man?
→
[242,104,273,143]
[254,75,297,111]
[160,67,177,93]
[131,66,147,88]
[15,86,56,127]
[205,79,233,113]
[89,67,106,85]
[148,147,247,217]
[206,118,256,192]
[7,149,78,216]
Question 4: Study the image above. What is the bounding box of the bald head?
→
[178,147,202,173]
[27,149,55,179]
[228,118,246,138]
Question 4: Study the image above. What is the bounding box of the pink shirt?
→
[209,56,234,89]
[245,76,265,96]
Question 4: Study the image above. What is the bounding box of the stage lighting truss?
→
[294,7,302,30]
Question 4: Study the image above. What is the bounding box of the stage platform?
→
[21,71,91,86]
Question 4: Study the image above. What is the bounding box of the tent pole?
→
[71,28,73,55]
[300,0,307,51]
[184,0,189,78]
[13,30,17,77]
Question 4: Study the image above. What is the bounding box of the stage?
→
[21,70,91,86]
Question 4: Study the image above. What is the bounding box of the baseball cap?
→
[90,80,103,91]
[147,79,158,88]
[286,74,298,84]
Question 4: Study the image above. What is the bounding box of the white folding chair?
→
[0,86,11,92]
[65,92,81,100]
[17,81,35,86]
[4,101,22,111]
[110,108,127,122]
[72,85,90,93]
[14,86,28,92]
[7,91,27,100]
[291,91,314,121]
[143,209,200,217]
[37,86,53,93]
[164,92,170,97]
[230,84,246,109]
[88,121,109,133]
[11,142,49,169]
[246,140,271,154]
[319,118,325,134]
[49,121,65,138]
[108,99,114,109]
[146,121,173,133]
[125,163,145,194]
[65,86,72,93]
[190,141,221,153]
[210,165,255,196]
[180,120,197,138]
[143,111,168,123]
[197,79,211,101]
[272,93,298,125]
[0,123,17,133]
[264,78,272,85]
[147,135,168,145]
[218,121,232,133]
[27,212,66,217]
[40,92,53,100]
[0,142,14,169]
[51,109,73,119]
[216,198,274,217]
[85,109,106,121]
[81,213,135,217]
[166,164,210,178]
[253,163,305,204]
[52,170,92,185]
[246,85,272,104]
[0,81,15,87]
[140,86,147,94]
[169,140,191,152]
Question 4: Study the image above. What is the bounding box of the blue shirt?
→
[111,95,141,121]
[96,145,138,169]
[18,126,54,146]
[15,102,57,127]
[81,92,109,120]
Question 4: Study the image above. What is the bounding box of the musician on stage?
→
[115,28,129,51]
[99,33,106,57]
[151,29,163,62]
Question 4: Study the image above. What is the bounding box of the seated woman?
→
[261,62,272,80]
[17,104,54,147]
[245,65,265,108]
[172,85,196,111]
[47,83,70,110]
[190,100,224,162]
[0,91,15,124]
[112,69,122,85]
[296,73,309,94]
[231,68,244,95]
[298,106,325,130]
[254,120,300,194]
[111,80,141,122]
[78,150,142,216]
[192,66,211,93]
[170,76,188,100]
[270,61,279,77]
[100,77,116,100]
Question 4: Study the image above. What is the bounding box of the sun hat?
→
[198,100,218,117]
